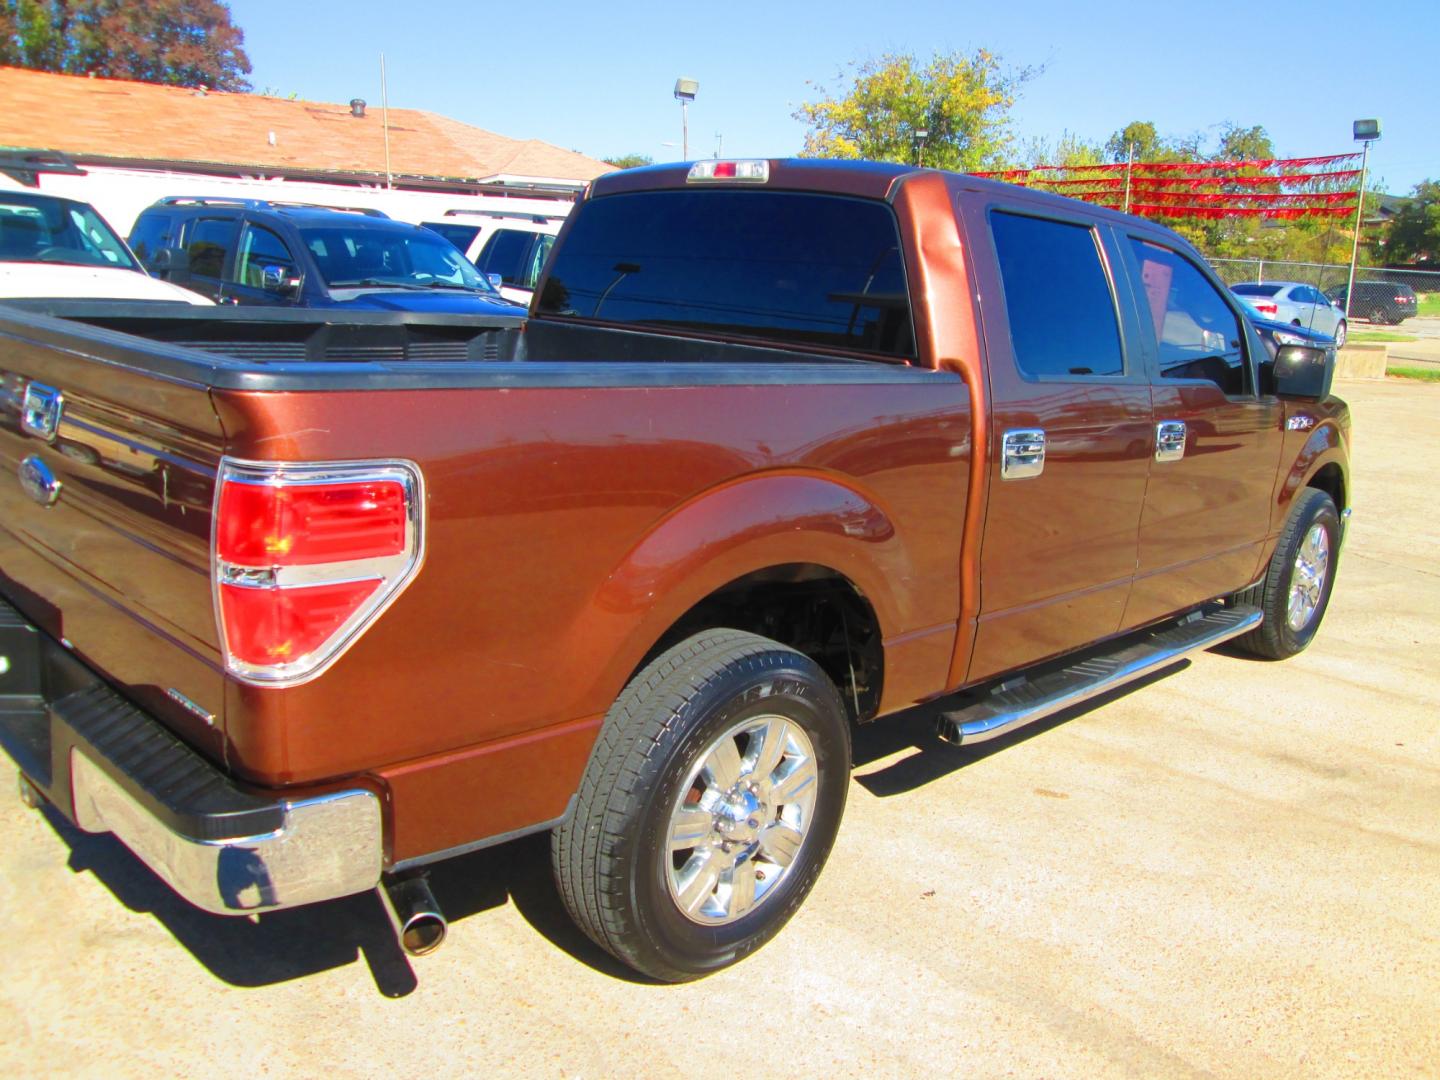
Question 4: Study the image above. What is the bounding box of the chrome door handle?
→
[1155,420,1187,462]
[1001,428,1046,480]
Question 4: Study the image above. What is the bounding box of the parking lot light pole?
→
[674,78,699,160]
[1344,119,1381,321]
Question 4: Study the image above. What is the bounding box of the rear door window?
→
[185,216,237,280]
[476,229,535,286]
[988,210,1125,379]
[537,190,914,359]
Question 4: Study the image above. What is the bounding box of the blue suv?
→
[129,197,524,315]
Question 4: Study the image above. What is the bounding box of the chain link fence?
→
[1208,257,1440,304]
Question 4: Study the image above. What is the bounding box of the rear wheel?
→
[1369,306,1390,325]
[552,630,850,982]
[1233,488,1340,659]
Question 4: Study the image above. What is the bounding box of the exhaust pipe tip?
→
[379,875,447,957]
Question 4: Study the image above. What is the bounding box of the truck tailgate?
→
[0,328,226,759]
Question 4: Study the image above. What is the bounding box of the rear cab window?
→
[536,190,914,360]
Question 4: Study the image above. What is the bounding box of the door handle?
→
[1001,428,1046,480]
[1155,420,1187,462]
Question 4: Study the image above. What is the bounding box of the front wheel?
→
[552,630,850,982]
[1333,319,1347,348]
[1233,488,1340,659]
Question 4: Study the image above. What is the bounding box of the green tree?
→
[1384,181,1440,263]
[1104,120,1202,164]
[0,0,251,91]
[604,153,653,170]
[1214,123,1274,162]
[794,49,1036,172]
[1022,130,1105,170]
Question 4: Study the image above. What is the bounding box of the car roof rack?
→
[152,196,389,218]
[439,207,564,224]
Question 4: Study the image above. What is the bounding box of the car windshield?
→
[300,224,497,293]
[1231,283,1283,297]
[0,194,138,269]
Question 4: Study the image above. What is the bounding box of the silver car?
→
[1230,281,1347,346]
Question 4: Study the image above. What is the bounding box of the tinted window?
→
[1129,238,1248,396]
[1231,283,1283,297]
[422,222,480,252]
[537,190,913,358]
[186,217,237,278]
[128,213,173,265]
[477,229,535,285]
[300,225,494,292]
[0,194,136,269]
[232,224,297,286]
[989,211,1123,378]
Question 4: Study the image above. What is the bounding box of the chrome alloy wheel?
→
[1287,522,1331,631]
[665,714,819,926]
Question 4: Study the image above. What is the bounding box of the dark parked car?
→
[1324,281,1419,325]
[130,197,524,314]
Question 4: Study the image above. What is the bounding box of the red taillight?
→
[219,579,382,666]
[213,459,424,686]
[1254,301,1278,317]
[1396,295,1410,303]
[217,479,406,564]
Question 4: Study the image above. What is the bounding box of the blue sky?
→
[229,0,1436,194]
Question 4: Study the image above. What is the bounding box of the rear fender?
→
[565,471,909,712]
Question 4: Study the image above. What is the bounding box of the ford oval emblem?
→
[19,455,62,507]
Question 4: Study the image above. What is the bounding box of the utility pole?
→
[1122,142,1135,213]
[380,53,393,189]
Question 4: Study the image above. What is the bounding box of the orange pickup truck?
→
[0,159,1349,982]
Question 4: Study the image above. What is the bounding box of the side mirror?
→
[1274,344,1333,400]
[150,247,189,277]
[260,265,301,295]
[484,272,503,291]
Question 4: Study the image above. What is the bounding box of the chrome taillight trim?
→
[212,457,426,688]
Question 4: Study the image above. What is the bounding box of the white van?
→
[0,190,212,304]
[420,208,567,305]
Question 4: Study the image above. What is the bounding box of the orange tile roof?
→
[0,66,614,183]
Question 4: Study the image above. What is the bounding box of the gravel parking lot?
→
[1,378,1436,1079]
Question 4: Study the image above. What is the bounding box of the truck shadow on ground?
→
[40,662,1189,997]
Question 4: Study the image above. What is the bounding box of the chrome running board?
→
[936,605,1262,747]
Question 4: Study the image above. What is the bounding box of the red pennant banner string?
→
[1028,170,1362,189]
[973,152,1362,177]
[971,155,1365,220]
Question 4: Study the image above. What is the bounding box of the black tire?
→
[1369,307,1389,325]
[1232,488,1340,659]
[552,629,850,982]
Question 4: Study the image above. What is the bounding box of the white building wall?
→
[0,163,577,236]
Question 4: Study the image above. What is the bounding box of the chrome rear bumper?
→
[70,751,382,915]
[0,593,383,916]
